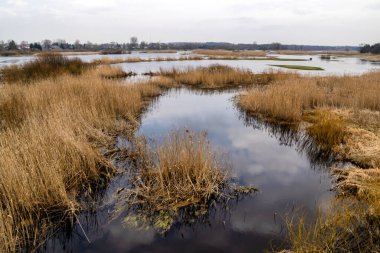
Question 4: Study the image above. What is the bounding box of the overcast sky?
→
[0,0,379,45]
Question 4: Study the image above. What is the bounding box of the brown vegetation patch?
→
[159,65,260,88]
[97,65,135,79]
[0,53,92,83]
[125,130,230,212]
[0,69,163,252]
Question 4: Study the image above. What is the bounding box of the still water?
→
[44,88,333,253]
[1,51,379,75]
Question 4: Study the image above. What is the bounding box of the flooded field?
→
[42,88,334,252]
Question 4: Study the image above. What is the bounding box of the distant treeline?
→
[360,43,380,54]
[0,37,359,53]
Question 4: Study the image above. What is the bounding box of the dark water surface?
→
[44,88,334,253]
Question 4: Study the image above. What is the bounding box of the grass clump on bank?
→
[97,65,135,79]
[285,199,380,253]
[269,64,324,71]
[0,53,92,83]
[237,70,380,252]
[116,129,256,233]
[238,71,380,123]
[306,110,346,150]
[159,65,258,88]
[126,130,230,212]
[0,66,163,252]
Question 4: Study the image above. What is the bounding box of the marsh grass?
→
[358,54,380,62]
[238,71,380,123]
[159,65,258,88]
[125,130,230,212]
[0,69,163,252]
[238,71,380,252]
[306,110,346,150]
[0,53,92,83]
[285,199,380,253]
[97,65,134,79]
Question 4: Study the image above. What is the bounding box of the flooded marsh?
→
[1,52,380,252]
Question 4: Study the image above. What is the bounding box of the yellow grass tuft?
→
[126,130,230,212]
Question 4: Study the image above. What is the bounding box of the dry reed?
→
[126,130,230,212]
[159,65,258,88]
[238,71,380,122]
[0,53,92,84]
[285,199,379,253]
[96,65,134,79]
[0,68,163,252]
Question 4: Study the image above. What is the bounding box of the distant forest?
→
[360,43,380,54]
[0,37,361,53]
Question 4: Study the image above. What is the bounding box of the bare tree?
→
[20,41,29,50]
[0,40,4,51]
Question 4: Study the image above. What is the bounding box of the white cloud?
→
[0,0,379,45]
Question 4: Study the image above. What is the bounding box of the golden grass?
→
[358,54,380,62]
[193,49,266,57]
[306,110,346,150]
[125,130,230,212]
[238,71,380,122]
[159,65,259,88]
[0,68,163,252]
[285,199,380,253]
[236,70,380,252]
[96,65,132,79]
[0,53,92,84]
[286,167,380,252]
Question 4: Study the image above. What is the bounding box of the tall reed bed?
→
[0,68,162,252]
[159,65,257,88]
[0,53,92,83]
[238,71,380,122]
[126,130,230,212]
